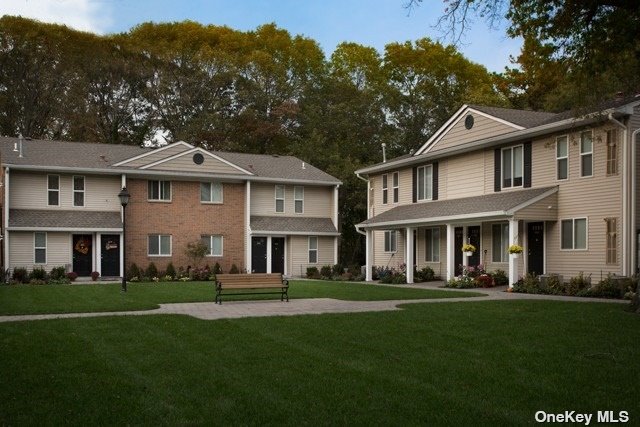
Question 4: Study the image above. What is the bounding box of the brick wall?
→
[125,179,245,274]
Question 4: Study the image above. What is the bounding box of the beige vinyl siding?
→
[250,183,332,217]
[372,229,406,269]
[444,151,485,199]
[415,226,446,278]
[289,235,334,277]
[10,172,122,211]
[146,152,244,174]
[514,193,558,221]
[9,231,71,272]
[430,113,516,153]
[123,145,190,167]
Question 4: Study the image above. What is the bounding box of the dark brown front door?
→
[72,234,92,276]
[252,237,267,273]
[271,237,285,274]
[527,222,544,276]
[101,235,120,277]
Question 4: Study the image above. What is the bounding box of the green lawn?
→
[0,280,482,315]
[0,300,637,425]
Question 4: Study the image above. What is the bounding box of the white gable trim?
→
[112,141,194,166]
[415,106,525,155]
[139,147,254,175]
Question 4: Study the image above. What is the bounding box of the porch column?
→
[405,227,414,284]
[462,226,468,268]
[446,224,454,280]
[508,218,518,287]
[365,229,374,281]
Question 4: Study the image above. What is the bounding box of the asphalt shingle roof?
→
[467,105,557,128]
[360,186,557,226]
[251,216,339,234]
[9,209,123,229]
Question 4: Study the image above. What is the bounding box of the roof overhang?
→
[251,230,340,237]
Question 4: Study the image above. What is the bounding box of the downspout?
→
[630,127,640,275]
[609,114,630,275]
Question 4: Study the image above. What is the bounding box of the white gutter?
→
[358,210,508,229]
[609,114,629,275]
[7,227,123,232]
[251,230,340,237]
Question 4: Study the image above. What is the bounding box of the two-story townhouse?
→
[355,96,640,285]
[0,138,340,278]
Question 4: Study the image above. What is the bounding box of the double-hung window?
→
[491,223,509,262]
[148,234,171,256]
[384,231,397,253]
[294,186,304,213]
[275,185,285,213]
[201,235,223,257]
[200,182,223,203]
[561,218,587,250]
[580,131,593,177]
[606,130,618,176]
[47,175,59,206]
[308,236,318,263]
[417,165,433,201]
[392,172,399,203]
[382,174,388,205]
[425,228,440,262]
[502,145,523,188]
[148,180,171,201]
[556,136,568,180]
[73,176,85,207]
[34,232,47,264]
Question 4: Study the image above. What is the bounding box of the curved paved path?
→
[0,286,627,323]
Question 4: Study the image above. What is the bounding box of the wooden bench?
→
[215,273,289,304]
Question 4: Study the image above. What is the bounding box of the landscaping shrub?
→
[332,264,343,276]
[190,265,211,281]
[165,263,176,279]
[29,267,48,282]
[67,272,78,282]
[229,264,240,274]
[579,274,624,299]
[445,275,476,288]
[475,274,493,288]
[49,266,67,281]
[29,279,47,285]
[146,263,159,280]
[127,263,141,281]
[374,266,392,281]
[212,262,222,274]
[544,275,565,295]
[340,272,353,281]
[306,266,320,279]
[12,267,28,284]
[348,264,361,275]
[320,265,332,279]
[415,266,435,282]
[491,269,508,287]
[513,274,541,294]
[91,271,100,281]
[565,272,591,296]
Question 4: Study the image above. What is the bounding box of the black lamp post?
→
[118,187,130,292]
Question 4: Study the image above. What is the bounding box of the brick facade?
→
[125,179,245,274]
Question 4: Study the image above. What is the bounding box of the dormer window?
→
[501,145,523,188]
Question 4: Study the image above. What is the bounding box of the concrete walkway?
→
[0,284,627,323]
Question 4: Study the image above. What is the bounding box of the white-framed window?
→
[275,185,285,213]
[606,130,618,176]
[556,136,568,180]
[382,174,388,205]
[148,180,171,201]
[308,236,318,263]
[201,235,223,257]
[148,234,172,256]
[561,218,587,250]
[200,182,223,203]
[425,227,440,262]
[491,223,509,263]
[294,186,304,214]
[34,232,47,264]
[417,165,433,201]
[502,145,523,188]
[605,218,617,265]
[392,172,399,203]
[384,230,397,253]
[73,175,85,207]
[580,131,593,177]
[47,174,59,206]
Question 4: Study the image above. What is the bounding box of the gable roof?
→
[467,105,556,128]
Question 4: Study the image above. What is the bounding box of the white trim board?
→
[111,141,194,166]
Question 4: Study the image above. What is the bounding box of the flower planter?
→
[510,253,520,259]
[464,251,473,257]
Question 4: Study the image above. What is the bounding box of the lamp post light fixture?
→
[118,187,130,292]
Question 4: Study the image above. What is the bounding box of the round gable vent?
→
[464,114,474,130]
[193,153,204,165]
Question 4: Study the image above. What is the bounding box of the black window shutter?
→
[523,141,532,188]
[412,167,417,203]
[494,149,501,192]
[432,162,439,200]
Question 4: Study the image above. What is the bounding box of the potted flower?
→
[508,244,524,258]
[461,243,476,257]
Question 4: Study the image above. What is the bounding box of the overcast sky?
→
[1,0,522,72]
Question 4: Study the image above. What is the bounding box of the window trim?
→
[275,185,285,213]
[384,230,397,253]
[606,129,618,176]
[605,218,617,265]
[308,236,318,264]
[147,180,172,202]
[294,186,304,214]
[200,182,224,204]
[34,232,47,264]
[147,234,172,257]
[416,164,433,201]
[491,223,509,263]
[47,174,60,207]
[202,234,224,257]
[555,135,569,181]
[424,227,440,262]
[501,144,524,189]
[560,217,588,251]
[72,175,85,207]
[382,174,388,205]
[392,172,399,204]
[579,130,593,178]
